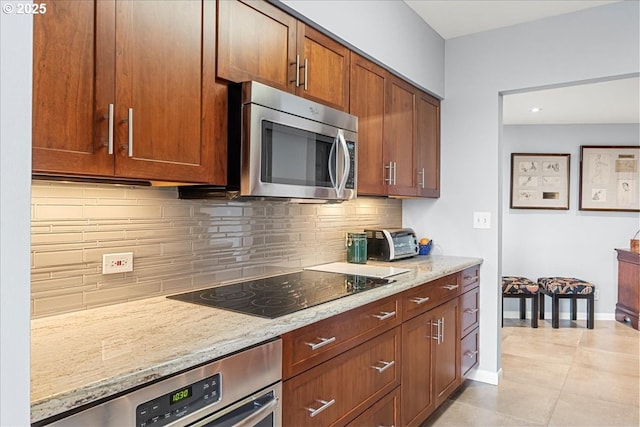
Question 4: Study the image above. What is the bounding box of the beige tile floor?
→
[423,319,640,426]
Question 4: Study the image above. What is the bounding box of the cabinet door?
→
[401,312,435,427]
[350,53,387,196]
[32,0,115,176]
[297,23,350,111]
[385,76,416,196]
[114,0,222,183]
[415,91,440,197]
[217,0,297,92]
[432,298,461,406]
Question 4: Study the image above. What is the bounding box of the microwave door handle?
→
[328,136,337,192]
[336,129,350,198]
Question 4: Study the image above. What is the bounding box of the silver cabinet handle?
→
[307,399,335,417]
[440,317,445,343]
[127,108,133,157]
[431,319,441,343]
[290,54,300,86]
[410,296,430,305]
[464,350,478,358]
[464,308,479,314]
[372,311,396,321]
[371,360,395,373]
[393,162,397,185]
[303,58,308,91]
[464,275,479,281]
[106,103,114,154]
[305,336,336,350]
[442,284,459,291]
[384,162,393,183]
[418,167,425,188]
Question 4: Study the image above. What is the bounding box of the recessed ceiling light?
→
[530,107,542,113]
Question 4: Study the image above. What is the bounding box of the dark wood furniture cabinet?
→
[415,91,441,198]
[32,0,224,184]
[217,0,349,111]
[615,249,640,330]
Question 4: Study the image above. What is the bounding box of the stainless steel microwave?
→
[180,81,358,202]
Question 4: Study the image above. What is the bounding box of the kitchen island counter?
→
[31,255,482,423]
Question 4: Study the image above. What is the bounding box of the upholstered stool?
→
[502,276,539,328]
[538,277,595,329]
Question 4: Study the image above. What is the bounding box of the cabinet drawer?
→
[347,386,400,427]
[402,274,460,321]
[461,265,480,292]
[282,295,401,378]
[282,327,401,427]
[461,327,479,377]
[460,287,480,337]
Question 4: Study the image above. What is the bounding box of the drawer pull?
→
[371,360,395,373]
[410,296,430,305]
[464,308,479,314]
[372,311,396,321]
[307,399,335,417]
[464,350,479,358]
[305,336,336,350]
[464,275,479,281]
[442,284,459,291]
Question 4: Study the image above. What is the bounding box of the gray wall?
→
[404,1,639,384]
[502,124,640,317]
[0,10,32,426]
[280,0,445,97]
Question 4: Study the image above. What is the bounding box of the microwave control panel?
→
[346,141,356,190]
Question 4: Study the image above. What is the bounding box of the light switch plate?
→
[102,252,133,274]
[473,212,491,229]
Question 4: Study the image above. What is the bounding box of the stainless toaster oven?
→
[365,228,419,261]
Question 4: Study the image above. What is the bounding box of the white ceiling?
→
[403,0,639,125]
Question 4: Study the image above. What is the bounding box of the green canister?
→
[346,232,367,264]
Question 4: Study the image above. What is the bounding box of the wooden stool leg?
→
[587,294,595,329]
[539,292,545,320]
[571,296,577,320]
[531,293,538,328]
[519,296,526,319]
[552,294,559,328]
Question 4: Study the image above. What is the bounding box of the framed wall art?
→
[510,153,570,210]
[579,145,640,212]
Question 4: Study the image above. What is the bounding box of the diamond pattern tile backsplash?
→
[31,180,402,318]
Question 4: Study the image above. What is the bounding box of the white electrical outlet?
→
[594,289,600,300]
[102,252,133,274]
[473,212,491,229]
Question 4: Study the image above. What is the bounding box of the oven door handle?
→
[230,396,279,427]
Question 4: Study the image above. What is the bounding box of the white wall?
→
[279,0,445,98]
[404,1,639,385]
[0,9,33,426]
[502,124,640,317]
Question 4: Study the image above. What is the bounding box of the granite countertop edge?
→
[31,255,482,423]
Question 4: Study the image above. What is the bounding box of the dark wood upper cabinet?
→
[32,0,114,176]
[350,53,387,196]
[217,0,297,92]
[385,75,417,196]
[416,92,441,198]
[217,1,349,111]
[32,0,224,184]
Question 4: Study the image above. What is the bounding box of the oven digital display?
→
[170,385,192,405]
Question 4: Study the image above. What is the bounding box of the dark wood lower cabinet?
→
[615,249,640,330]
[282,265,480,427]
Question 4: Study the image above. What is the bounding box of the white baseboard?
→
[465,367,502,385]
[503,310,615,321]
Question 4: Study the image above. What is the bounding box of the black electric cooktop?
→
[167,270,395,319]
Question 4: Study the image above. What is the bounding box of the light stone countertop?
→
[31,255,482,423]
